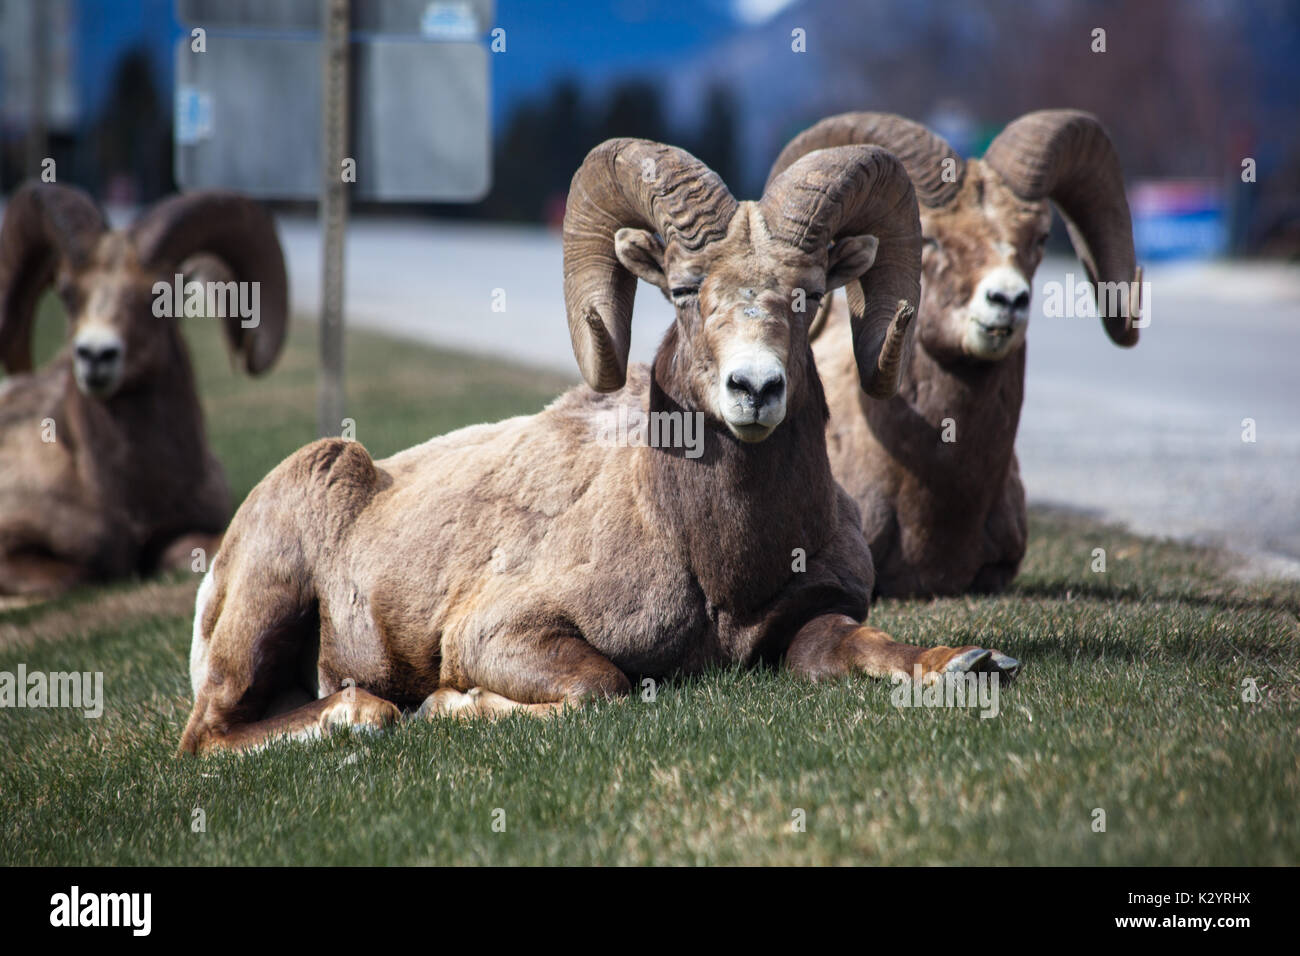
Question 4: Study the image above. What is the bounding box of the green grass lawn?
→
[2,305,1297,865]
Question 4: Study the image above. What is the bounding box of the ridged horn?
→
[0,182,107,373]
[761,144,922,399]
[130,190,289,374]
[562,138,737,391]
[983,110,1141,346]
[767,112,964,208]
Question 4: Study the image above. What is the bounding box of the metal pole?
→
[317,0,349,438]
[26,1,48,179]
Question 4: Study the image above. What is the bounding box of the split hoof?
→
[930,646,1022,683]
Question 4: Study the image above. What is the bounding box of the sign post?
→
[173,0,494,438]
[318,0,349,438]
[26,2,48,178]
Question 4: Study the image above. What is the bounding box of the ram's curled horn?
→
[562,138,737,391]
[762,144,922,400]
[983,109,1141,347]
[0,182,108,374]
[766,112,965,208]
[129,190,289,374]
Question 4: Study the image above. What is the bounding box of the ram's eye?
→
[670,286,699,300]
[55,279,80,307]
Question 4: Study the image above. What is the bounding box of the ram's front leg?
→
[0,500,129,597]
[418,631,632,721]
[971,458,1028,594]
[784,613,1020,682]
[0,547,94,597]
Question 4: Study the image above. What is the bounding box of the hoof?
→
[990,650,1022,680]
[944,648,992,673]
[931,646,1023,683]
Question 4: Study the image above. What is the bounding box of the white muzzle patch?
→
[72,324,126,397]
[964,265,1030,359]
[717,346,787,442]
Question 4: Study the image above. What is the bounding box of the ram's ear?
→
[826,234,878,290]
[179,252,235,289]
[614,228,668,292]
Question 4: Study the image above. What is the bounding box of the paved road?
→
[1020,258,1300,578]
[278,214,1300,578]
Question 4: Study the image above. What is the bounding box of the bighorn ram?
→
[180,138,1019,755]
[0,183,287,596]
[767,110,1142,597]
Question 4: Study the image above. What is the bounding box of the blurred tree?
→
[797,0,1300,253]
[480,79,596,223]
[692,84,739,192]
[485,98,546,221]
[594,80,669,145]
[540,80,593,203]
[88,48,172,203]
[478,78,675,223]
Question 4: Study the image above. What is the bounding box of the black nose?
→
[726,369,785,407]
[75,344,121,365]
[986,289,1030,311]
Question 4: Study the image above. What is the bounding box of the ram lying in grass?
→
[180,139,1026,756]
[1,318,1295,865]
[0,184,288,597]
[767,111,1143,599]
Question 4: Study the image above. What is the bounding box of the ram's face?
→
[58,234,168,399]
[916,162,1052,363]
[616,204,873,442]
